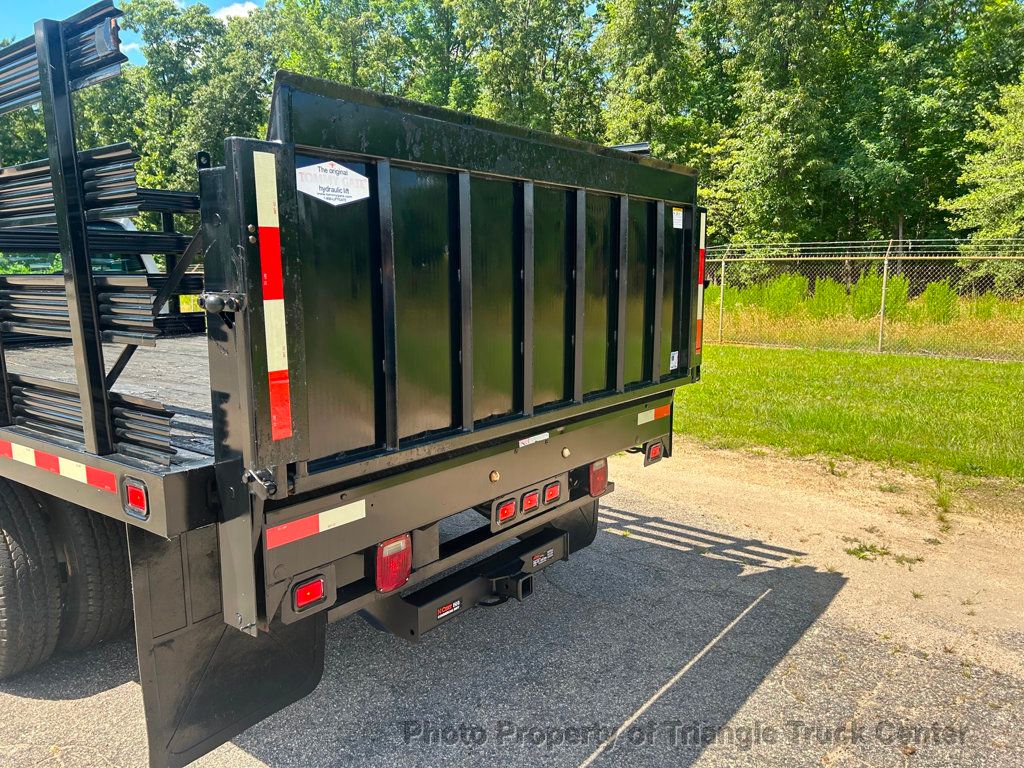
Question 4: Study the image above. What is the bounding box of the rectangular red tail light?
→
[293,576,326,611]
[496,499,517,523]
[521,490,540,513]
[543,481,561,504]
[589,459,608,497]
[376,533,412,592]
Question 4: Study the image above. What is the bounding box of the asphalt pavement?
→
[0,455,1019,767]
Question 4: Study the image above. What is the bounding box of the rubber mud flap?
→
[128,525,326,768]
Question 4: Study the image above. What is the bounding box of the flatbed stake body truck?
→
[0,4,707,766]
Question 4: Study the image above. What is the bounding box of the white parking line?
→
[577,588,773,768]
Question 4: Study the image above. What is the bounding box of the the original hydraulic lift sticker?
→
[672,206,684,229]
[296,160,370,206]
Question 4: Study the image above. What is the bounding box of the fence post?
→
[718,254,727,344]
[877,239,893,353]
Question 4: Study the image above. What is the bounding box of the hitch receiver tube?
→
[363,526,567,640]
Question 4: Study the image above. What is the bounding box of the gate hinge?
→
[199,292,245,314]
[243,467,278,500]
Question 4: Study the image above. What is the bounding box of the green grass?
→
[674,345,1024,480]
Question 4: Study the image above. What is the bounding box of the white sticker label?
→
[518,431,550,448]
[672,207,683,229]
[296,161,370,207]
[670,350,679,370]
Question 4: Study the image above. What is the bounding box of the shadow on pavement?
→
[231,505,845,767]
[1,505,846,768]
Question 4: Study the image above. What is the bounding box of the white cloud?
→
[213,1,259,21]
[121,42,142,53]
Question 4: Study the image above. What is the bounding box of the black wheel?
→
[547,499,600,555]
[47,500,133,653]
[0,479,62,679]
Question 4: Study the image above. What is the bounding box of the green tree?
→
[945,77,1024,240]
[468,0,604,139]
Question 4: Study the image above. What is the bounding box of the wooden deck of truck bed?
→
[5,335,215,463]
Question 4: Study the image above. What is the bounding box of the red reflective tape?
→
[695,319,703,353]
[86,466,118,493]
[34,451,60,474]
[698,248,706,284]
[266,513,320,550]
[258,226,284,301]
[0,440,10,459]
[654,404,671,420]
[268,369,293,440]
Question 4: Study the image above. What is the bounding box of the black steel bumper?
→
[362,525,568,640]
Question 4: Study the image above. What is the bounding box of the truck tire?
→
[0,480,62,679]
[547,499,600,555]
[47,501,133,653]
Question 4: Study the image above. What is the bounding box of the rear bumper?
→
[362,524,569,641]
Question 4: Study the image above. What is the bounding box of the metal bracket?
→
[243,467,278,499]
[198,292,245,314]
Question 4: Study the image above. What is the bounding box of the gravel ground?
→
[0,444,1020,767]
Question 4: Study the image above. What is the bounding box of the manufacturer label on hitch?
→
[532,548,556,568]
[436,599,462,620]
[296,160,370,206]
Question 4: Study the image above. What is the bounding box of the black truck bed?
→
[5,336,215,461]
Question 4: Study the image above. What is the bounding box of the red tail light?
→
[497,499,516,523]
[376,533,412,592]
[293,576,326,611]
[543,481,561,504]
[521,490,540,513]
[589,459,608,497]
[124,478,149,520]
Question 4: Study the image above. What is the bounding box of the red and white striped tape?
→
[0,438,117,493]
[696,210,706,354]
[265,499,367,550]
[253,151,293,441]
[637,404,671,425]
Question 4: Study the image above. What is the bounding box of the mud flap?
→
[128,525,326,768]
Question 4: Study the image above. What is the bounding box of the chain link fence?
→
[704,239,1024,361]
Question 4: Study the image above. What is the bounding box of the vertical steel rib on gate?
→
[521,181,535,417]
[376,161,400,449]
[35,18,113,455]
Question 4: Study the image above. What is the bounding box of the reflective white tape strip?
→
[11,443,35,465]
[699,210,706,250]
[318,499,367,532]
[263,298,289,372]
[697,284,704,319]
[253,150,293,441]
[253,151,279,229]
[638,404,672,425]
[58,457,88,483]
[0,439,118,494]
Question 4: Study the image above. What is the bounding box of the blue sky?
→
[2,1,265,64]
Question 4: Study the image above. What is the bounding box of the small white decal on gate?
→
[672,207,683,229]
[518,432,550,448]
[296,161,370,206]
[670,350,679,370]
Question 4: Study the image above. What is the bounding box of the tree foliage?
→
[0,0,1021,244]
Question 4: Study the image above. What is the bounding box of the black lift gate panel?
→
[217,71,700,480]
